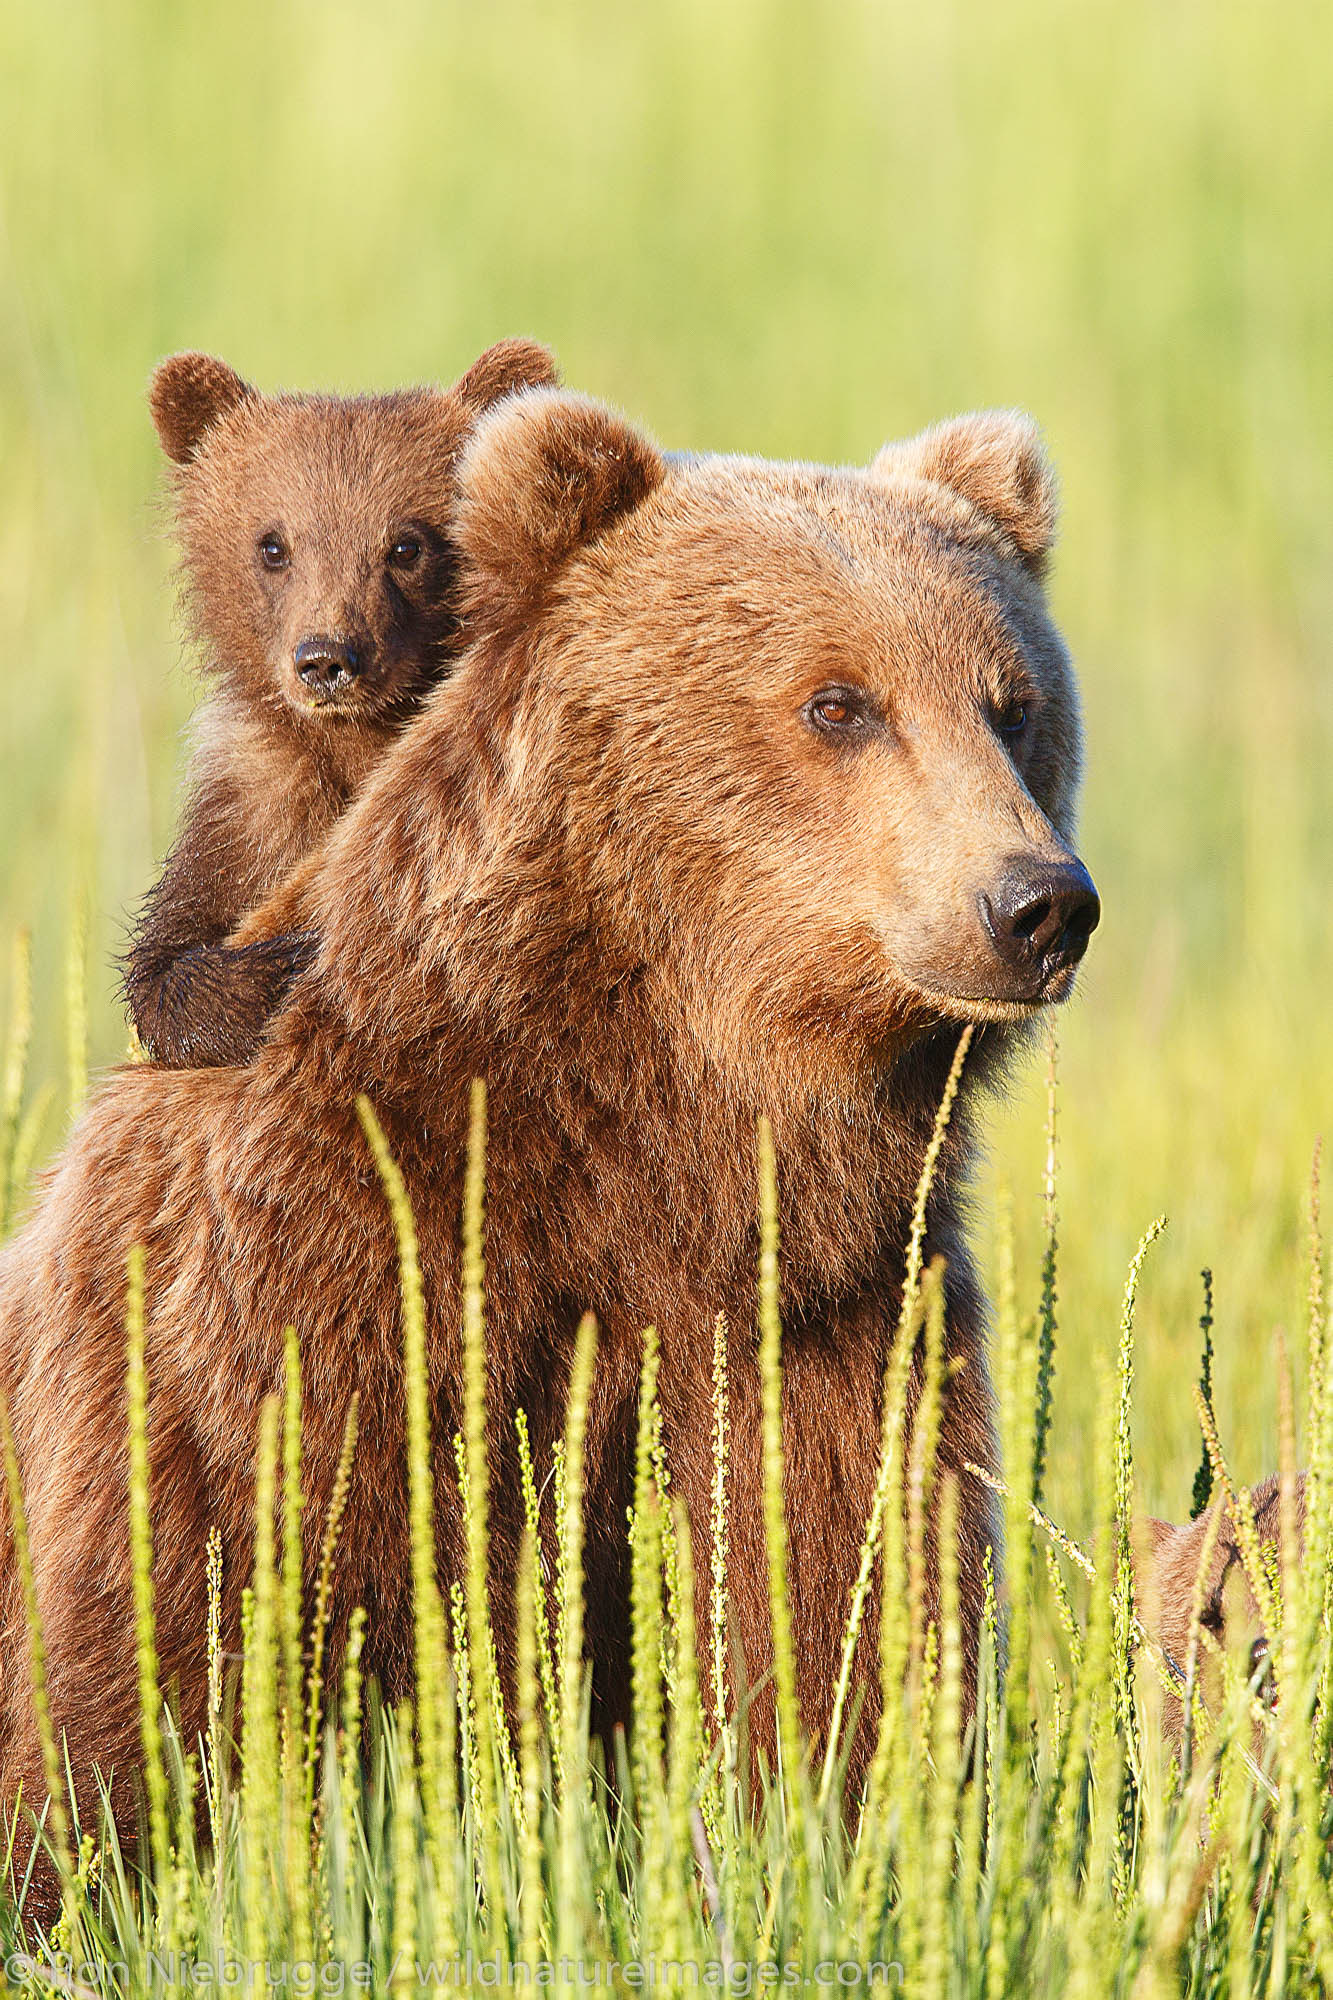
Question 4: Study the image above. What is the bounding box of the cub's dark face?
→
[148,344,558,731]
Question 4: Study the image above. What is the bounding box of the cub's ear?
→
[150,353,255,465]
[1140,1517,1180,1566]
[452,337,561,415]
[454,388,665,603]
[1245,1469,1304,1543]
[870,410,1057,576]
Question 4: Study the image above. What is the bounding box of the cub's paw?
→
[138,932,320,1069]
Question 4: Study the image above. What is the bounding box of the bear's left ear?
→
[870,411,1057,576]
[454,388,665,605]
[452,337,561,416]
[150,353,256,465]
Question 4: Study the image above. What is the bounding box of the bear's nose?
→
[294,636,363,693]
[980,857,1101,985]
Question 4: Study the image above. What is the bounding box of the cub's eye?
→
[388,535,422,570]
[803,686,875,737]
[996,699,1028,737]
[258,533,289,571]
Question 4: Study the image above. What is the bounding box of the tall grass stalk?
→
[707,1310,734,1776]
[1192,1387,1279,1642]
[514,1407,562,1785]
[242,1395,282,1963]
[124,1246,170,1910]
[1306,1145,1333,1757]
[821,1026,973,1808]
[338,1605,367,1865]
[918,1474,963,1994]
[556,1309,597,1951]
[1177,1498,1225,1790]
[280,1325,304,1747]
[515,1527,546,1967]
[356,1093,457,1943]
[304,1389,359,1815]
[1113,1217,1167,1750]
[1308,1142,1326,1435]
[994,1188,1039,1748]
[629,1320,665,1935]
[390,1702,418,1997]
[849,1275,925,1927]
[1309,1334,1333,1782]
[755,1116,804,1848]
[667,1496,701,1960]
[1033,1031,1060,1513]
[703,1307,739,1906]
[459,1077,503,1930]
[906,1263,947,1707]
[277,1325,313,1960]
[1189,1270,1217,1521]
[205,1525,224,1856]
[1274,1322,1333,1985]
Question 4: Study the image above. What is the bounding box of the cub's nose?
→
[294,636,362,693]
[982,857,1101,984]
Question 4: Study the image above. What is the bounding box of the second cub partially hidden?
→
[124,337,559,1068]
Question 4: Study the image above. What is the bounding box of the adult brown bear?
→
[0,389,1096,1841]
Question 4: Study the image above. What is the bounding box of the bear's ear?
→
[452,337,561,416]
[1141,1517,1179,1564]
[870,411,1057,576]
[454,388,665,603]
[149,352,256,465]
[1244,1469,1303,1543]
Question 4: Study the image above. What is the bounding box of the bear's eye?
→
[388,535,422,570]
[258,533,289,572]
[803,686,875,737]
[995,699,1027,737]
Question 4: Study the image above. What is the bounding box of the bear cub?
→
[1144,1471,1306,1711]
[124,336,558,1067]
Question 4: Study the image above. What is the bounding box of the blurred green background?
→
[1,0,1329,1530]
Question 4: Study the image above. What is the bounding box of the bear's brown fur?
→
[0,388,1094,1852]
[1142,1473,1305,1729]
[123,338,559,1067]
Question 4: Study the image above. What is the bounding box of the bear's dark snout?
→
[294,635,365,696]
[980,855,1100,991]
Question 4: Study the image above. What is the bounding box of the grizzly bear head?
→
[432,390,1097,1063]
[148,339,559,729]
[271,388,1098,1099]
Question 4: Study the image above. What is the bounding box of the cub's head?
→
[443,391,1097,1068]
[1142,1473,1304,1730]
[149,339,558,727]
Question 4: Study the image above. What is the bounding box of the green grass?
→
[0,0,1330,1985]
[1,1071,1331,1995]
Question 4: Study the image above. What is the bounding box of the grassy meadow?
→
[1,0,1331,1988]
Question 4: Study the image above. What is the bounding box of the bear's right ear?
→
[149,352,256,465]
[452,337,561,416]
[454,388,665,604]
